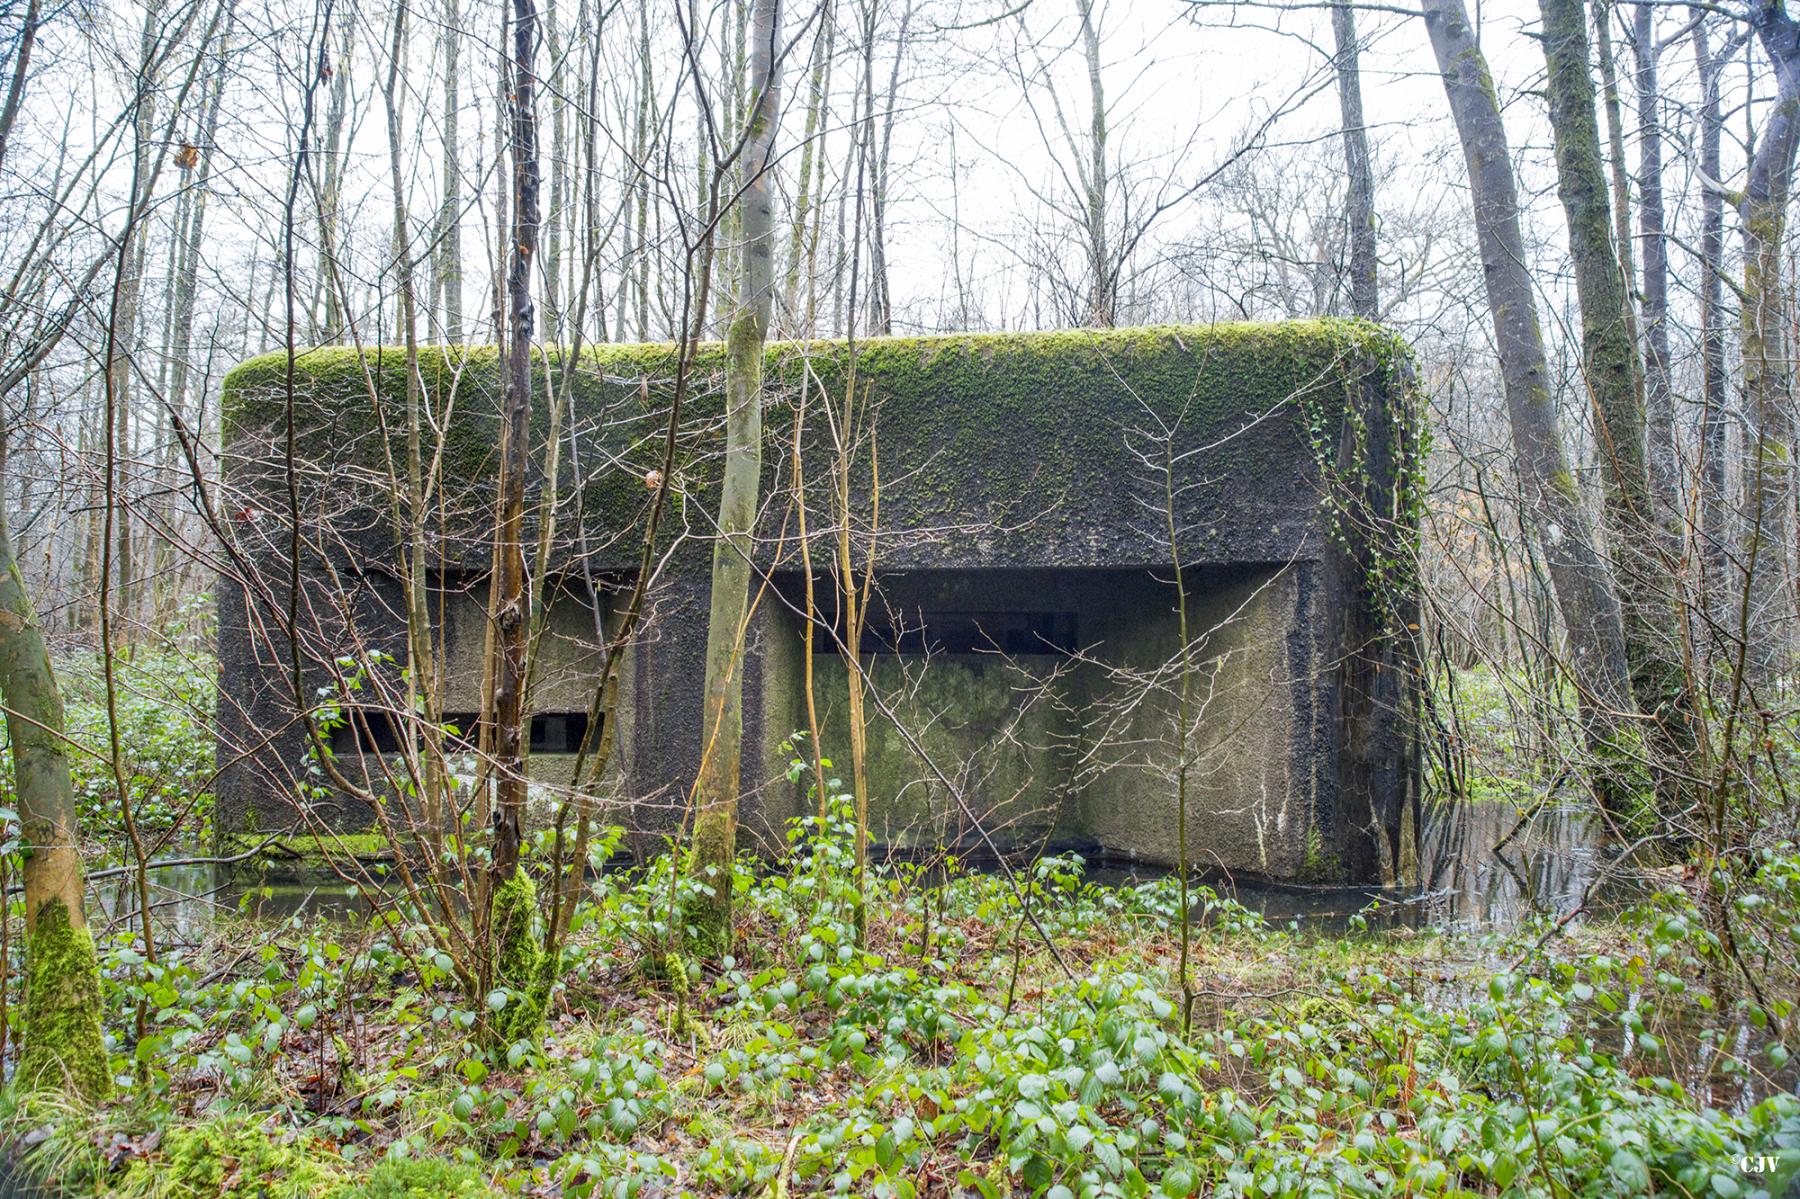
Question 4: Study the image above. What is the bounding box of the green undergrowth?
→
[6,789,1799,1198]
[0,644,217,845]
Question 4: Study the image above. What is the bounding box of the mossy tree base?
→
[19,897,110,1101]
[485,870,549,1047]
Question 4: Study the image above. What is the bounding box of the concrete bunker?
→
[214,322,1423,883]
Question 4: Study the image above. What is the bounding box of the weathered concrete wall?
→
[1072,566,1312,877]
[213,323,1423,881]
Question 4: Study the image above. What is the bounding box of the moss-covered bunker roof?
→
[221,321,1412,570]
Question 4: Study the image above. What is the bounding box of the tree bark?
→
[1632,2,1680,537]
[382,0,442,846]
[1736,0,1800,681]
[868,0,912,336]
[490,0,541,886]
[1593,0,1638,297]
[314,9,353,340]
[542,0,565,335]
[1332,0,1377,319]
[787,4,835,332]
[1077,0,1112,326]
[1694,13,1730,622]
[0,431,108,1100]
[1540,0,1696,817]
[436,0,463,342]
[1421,0,1640,816]
[691,0,783,953]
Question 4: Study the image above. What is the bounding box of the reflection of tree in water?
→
[95,795,1612,941]
[1420,793,1600,929]
[93,863,374,941]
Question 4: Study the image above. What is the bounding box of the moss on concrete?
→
[218,322,1426,881]
[223,831,396,868]
[18,896,109,1102]
[219,322,1415,572]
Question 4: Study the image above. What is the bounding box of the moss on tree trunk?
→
[485,869,548,1047]
[17,897,109,1099]
[0,432,110,1101]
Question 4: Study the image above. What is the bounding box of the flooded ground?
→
[1418,795,1606,927]
[90,796,1607,941]
[88,860,382,941]
[1078,795,1606,933]
[71,799,1800,1114]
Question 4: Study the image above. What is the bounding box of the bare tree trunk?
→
[1632,2,1679,536]
[1,428,108,1101]
[109,3,164,642]
[314,9,353,340]
[615,12,654,342]
[848,0,876,334]
[868,0,911,336]
[542,0,565,335]
[1077,0,1111,326]
[691,0,783,953]
[615,11,650,342]
[490,0,541,887]
[574,0,607,340]
[491,1,512,343]
[831,121,851,334]
[1541,0,1698,819]
[1736,0,1800,682]
[381,0,443,847]
[694,101,715,336]
[1421,0,1640,816]
[166,5,233,424]
[436,0,464,342]
[1332,0,1377,319]
[0,0,40,175]
[787,4,835,331]
[1695,14,1731,621]
[1593,0,1638,297]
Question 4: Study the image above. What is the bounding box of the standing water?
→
[90,798,1605,939]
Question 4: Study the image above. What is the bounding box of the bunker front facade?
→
[215,322,1424,883]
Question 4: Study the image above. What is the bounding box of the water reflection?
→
[89,862,378,941]
[1418,797,1605,930]
[1082,797,1606,934]
[93,798,1606,941]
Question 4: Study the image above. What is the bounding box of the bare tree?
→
[1539,0,1696,818]
[1331,0,1376,319]
[0,429,107,1099]
[1421,0,1641,819]
[436,0,465,342]
[1632,2,1680,537]
[1733,0,1799,681]
[692,0,785,951]
[487,0,543,1012]
[1693,12,1732,621]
